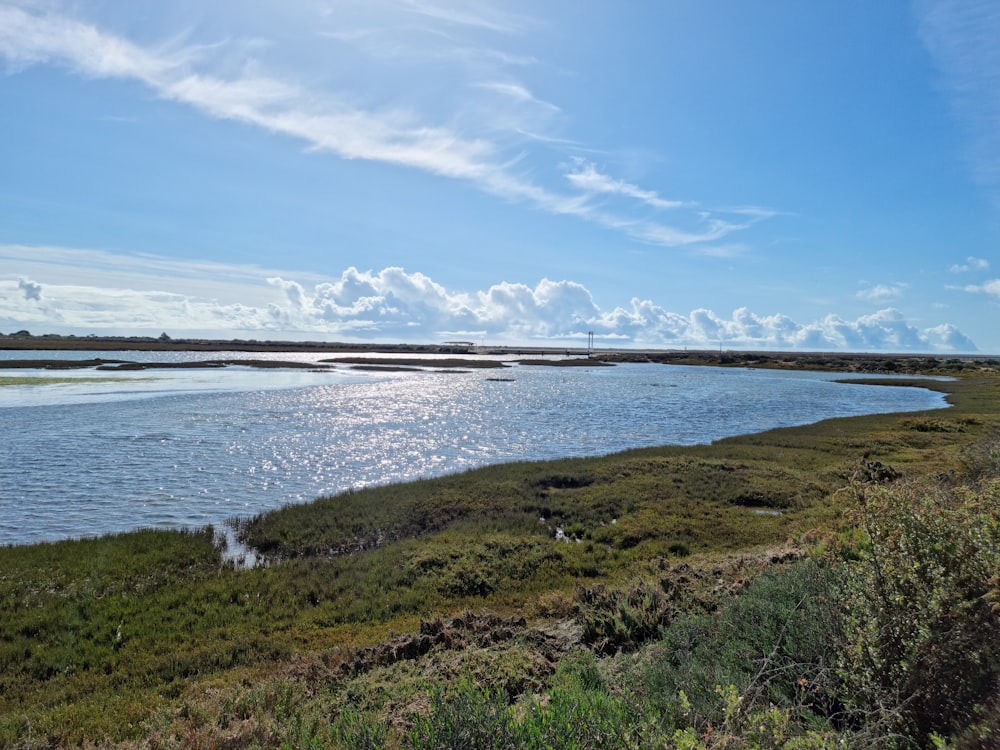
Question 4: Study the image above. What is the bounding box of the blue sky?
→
[1,0,999,352]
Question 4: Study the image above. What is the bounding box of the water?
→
[0,351,948,545]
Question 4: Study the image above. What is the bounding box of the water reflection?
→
[0,359,947,545]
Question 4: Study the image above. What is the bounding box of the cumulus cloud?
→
[585,304,973,353]
[0,246,978,352]
[923,323,978,351]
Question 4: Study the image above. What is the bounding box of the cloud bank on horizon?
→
[1,1,1000,353]
[1,245,978,352]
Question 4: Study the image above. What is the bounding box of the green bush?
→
[670,684,841,749]
[838,480,1000,747]
[406,673,649,750]
[407,682,518,750]
[643,559,841,733]
[574,580,675,655]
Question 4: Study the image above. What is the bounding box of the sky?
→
[1,1,999,353]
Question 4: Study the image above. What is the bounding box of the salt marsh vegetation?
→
[1,364,999,747]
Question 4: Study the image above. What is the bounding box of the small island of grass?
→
[0,375,132,387]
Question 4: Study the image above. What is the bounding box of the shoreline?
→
[0,352,963,549]
[2,331,997,371]
[2,370,980,556]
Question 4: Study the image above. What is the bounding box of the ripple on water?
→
[0,362,947,545]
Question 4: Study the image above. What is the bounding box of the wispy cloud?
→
[961,279,1000,297]
[0,4,187,80]
[693,244,749,259]
[949,255,990,273]
[560,160,779,249]
[0,243,308,305]
[0,244,977,351]
[318,27,538,68]
[918,0,1000,201]
[565,160,688,210]
[476,81,560,112]
[399,0,523,34]
[857,282,906,302]
[0,3,776,251]
[624,218,752,248]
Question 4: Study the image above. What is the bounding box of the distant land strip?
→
[1,331,998,375]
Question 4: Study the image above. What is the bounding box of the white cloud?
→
[477,81,560,113]
[949,256,990,273]
[625,218,751,247]
[564,160,687,210]
[822,308,925,351]
[0,243,303,304]
[962,279,1000,297]
[560,160,779,248]
[591,304,968,353]
[857,283,906,301]
[0,4,776,250]
[923,323,978,351]
[918,0,1000,200]
[0,244,978,352]
[400,0,523,34]
[694,244,748,259]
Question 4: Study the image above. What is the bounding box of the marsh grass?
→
[0,375,135,386]
[321,357,507,369]
[2,372,999,746]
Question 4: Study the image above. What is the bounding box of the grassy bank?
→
[2,369,999,747]
[0,376,127,387]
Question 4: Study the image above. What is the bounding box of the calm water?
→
[0,351,947,545]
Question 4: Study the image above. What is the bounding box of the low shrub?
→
[574,580,675,656]
[643,559,841,733]
[837,480,1000,747]
[407,674,648,750]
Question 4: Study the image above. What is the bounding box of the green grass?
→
[0,375,135,386]
[1,371,999,746]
